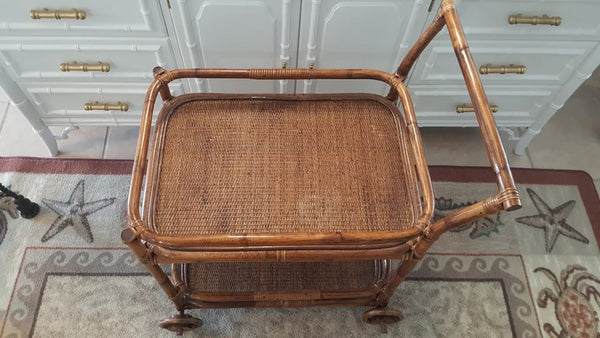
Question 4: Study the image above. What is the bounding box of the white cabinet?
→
[0,0,599,157]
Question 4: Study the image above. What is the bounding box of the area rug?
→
[1,157,599,338]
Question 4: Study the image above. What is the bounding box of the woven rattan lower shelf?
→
[171,260,389,310]
[185,261,378,293]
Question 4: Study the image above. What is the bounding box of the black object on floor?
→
[0,182,40,219]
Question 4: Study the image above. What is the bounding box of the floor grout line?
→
[524,147,535,169]
[101,127,110,159]
[0,102,11,138]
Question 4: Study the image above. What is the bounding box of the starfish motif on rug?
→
[42,180,115,243]
[515,188,588,253]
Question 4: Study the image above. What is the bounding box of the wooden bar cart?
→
[123,0,521,335]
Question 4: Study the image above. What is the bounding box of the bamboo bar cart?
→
[124,0,521,335]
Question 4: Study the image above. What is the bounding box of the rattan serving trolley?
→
[123,0,522,335]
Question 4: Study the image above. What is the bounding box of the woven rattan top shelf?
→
[144,94,421,239]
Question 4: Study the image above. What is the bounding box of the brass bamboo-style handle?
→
[479,64,526,75]
[60,62,110,72]
[30,8,87,20]
[456,104,498,114]
[84,102,129,111]
[508,14,561,26]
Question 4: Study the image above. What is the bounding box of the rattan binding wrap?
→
[185,260,378,293]
[146,94,420,236]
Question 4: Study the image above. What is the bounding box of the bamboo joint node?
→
[422,225,439,242]
[440,1,456,12]
[408,238,424,260]
[141,245,158,265]
[482,196,500,214]
[170,284,188,305]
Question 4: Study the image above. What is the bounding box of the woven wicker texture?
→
[151,96,418,236]
[186,260,377,293]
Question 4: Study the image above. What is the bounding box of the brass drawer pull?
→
[479,64,526,75]
[456,104,498,114]
[84,102,129,112]
[30,8,86,20]
[60,62,110,73]
[508,14,561,26]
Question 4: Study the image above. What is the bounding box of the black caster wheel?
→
[159,314,203,336]
[362,307,403,333]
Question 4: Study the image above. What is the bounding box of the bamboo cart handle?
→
[441,0,520,210]
[389,0,520,210]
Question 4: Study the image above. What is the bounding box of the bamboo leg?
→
[122,228,204,334]
[121,228,182,307]
[377,188,517,306]
[378,256,424,306]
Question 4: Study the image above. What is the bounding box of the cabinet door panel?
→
[170,0,300,93]
[297,0,428,94]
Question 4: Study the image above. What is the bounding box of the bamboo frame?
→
[124,0,521,333]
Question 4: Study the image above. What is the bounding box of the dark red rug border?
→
[0,157,133,175]
[1,158,598,245]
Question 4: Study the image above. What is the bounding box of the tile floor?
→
[0,68,599,193]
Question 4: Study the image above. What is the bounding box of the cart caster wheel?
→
[362,308,403,333]
[159,314,203,336]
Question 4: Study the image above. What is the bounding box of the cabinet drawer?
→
[410,40,596,86]
[0,0,166,37]
[21,82,184,124]
[0,38,176,82]
[451,0,600,41]
[409,85,556,127]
